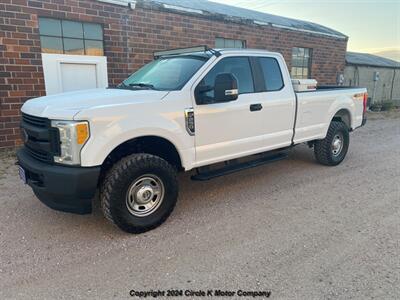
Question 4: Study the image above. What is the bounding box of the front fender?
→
[77,101,194,169]
[81,126,194,169]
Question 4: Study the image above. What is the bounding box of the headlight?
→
[51,120,89,165]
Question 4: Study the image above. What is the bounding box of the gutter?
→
[270,23,347,40]
[97,0,136,8]
[346,63,400,70]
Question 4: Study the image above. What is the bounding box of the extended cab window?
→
[199,57,254,103]
[121,56,207,91]
[259,57,284,91]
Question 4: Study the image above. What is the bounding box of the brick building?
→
[0,0,348,148]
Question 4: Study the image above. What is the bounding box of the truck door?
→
[250,56,295,148]
[192,55,295,167]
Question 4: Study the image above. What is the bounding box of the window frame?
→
[38,17,104,56]
[291,47,312,79]
[215,37,247,49]
[195,56,256,105]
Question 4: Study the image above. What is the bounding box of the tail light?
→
[363,92,368,114]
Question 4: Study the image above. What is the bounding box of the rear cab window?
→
[258,57,284,91]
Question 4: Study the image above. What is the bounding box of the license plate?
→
[18,165,27,184]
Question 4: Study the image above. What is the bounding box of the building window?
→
[291,47,312,79]
[38,18,104,56]
[215,37,246,49]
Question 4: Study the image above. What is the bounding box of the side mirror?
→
[195,73,238,105]
[214,73,238,102]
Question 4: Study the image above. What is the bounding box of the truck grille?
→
[21,113,60,163]
[22,113,48,128]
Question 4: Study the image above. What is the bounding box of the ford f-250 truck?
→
[17,46,367,233]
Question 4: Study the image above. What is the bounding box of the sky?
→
[211,0,400,61]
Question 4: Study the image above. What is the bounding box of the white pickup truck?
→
[17,47,367,233]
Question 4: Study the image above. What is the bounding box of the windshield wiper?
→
[114,82,130,89]
[113,82,156,90]
[128,83,156,90]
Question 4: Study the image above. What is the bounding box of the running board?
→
[191,152,288,181]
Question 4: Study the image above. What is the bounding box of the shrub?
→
[382,101,394,111]
[369,103,382,112]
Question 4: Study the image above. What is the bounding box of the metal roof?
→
[150,0,347,39]
[98,0,347,39]
[346,52,400,69]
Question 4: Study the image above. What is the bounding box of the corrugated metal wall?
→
[344,65,400,105]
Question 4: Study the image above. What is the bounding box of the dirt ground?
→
[0,113,399,299]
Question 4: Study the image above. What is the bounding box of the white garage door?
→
[42,53,108,95]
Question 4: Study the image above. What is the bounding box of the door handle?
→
[250,103,263,112]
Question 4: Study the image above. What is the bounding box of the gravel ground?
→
[0,115,399,299]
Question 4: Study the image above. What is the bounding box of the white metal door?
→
[60,63,98,92]
[42,53,108,95]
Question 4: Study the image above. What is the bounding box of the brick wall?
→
[0,0,348,148]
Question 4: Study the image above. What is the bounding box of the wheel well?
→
[101,136,183,177]
[332,109,351,129]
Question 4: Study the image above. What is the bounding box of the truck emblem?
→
[184,108,195,136]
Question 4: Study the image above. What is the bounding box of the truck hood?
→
[21,88,169,120]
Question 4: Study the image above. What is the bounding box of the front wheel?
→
[314,121,349,166]
[100,154,178,233]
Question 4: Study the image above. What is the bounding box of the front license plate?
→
[18,165,27,184]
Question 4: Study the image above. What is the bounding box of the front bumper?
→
[17,148,100,214]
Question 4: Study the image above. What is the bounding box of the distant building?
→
[344,52,400,105]
[0,0,348,148]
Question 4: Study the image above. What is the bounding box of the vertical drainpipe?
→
[372,79,377,104]
[390,69,396,101]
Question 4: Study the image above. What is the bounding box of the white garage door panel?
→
[42,53,108,95]
[61,63,98,92]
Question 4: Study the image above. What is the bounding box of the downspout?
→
[372,80,377,104]
[390,69,396,101]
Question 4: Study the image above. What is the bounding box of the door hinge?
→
[184,108,195,136]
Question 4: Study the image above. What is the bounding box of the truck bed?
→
[293,87,366,144]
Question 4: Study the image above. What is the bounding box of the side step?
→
[191,152,288,181]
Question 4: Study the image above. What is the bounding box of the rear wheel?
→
[101,153,178,233]
[314,121,349,166]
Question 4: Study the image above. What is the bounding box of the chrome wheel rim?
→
[331,133,344,156]
[126,175,164,217]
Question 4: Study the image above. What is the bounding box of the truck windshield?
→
[120,56,208,91]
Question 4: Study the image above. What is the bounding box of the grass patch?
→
[0,148,17,180]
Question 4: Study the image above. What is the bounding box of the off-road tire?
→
[314,121,349,166]
[101,153,178,233]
